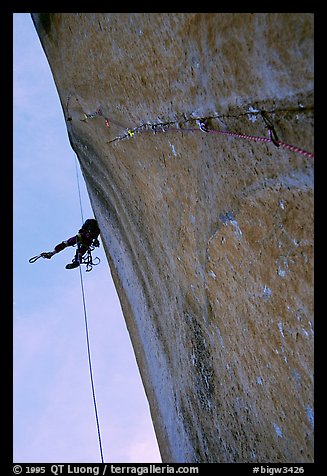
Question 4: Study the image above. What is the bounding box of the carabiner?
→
[261,111,280,147]
[29,254,42,263]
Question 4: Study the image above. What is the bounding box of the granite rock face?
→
[32,13,314,463]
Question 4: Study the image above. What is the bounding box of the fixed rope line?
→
[69,93,313,159]
[106,122,314,159]
[84,109,313,159]
[152,123,314,159]
[198,127,314,159]
[74,156,105,464]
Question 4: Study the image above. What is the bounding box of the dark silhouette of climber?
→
[42,218,100,269]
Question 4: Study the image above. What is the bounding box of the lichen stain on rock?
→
[31,13,313,463]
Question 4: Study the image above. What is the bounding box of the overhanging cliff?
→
[31,13,314,463]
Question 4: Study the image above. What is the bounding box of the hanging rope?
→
[74,156,105,464]
[74,157,85,223]
[77,259,105,463]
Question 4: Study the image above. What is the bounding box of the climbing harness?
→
[82,247,100,272]
[74,242,101,272]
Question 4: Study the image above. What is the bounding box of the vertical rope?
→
[74,156,84,223]
[78,264,105,464]
[74,155,105,463]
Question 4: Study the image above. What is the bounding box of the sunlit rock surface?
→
[32,13,314,463]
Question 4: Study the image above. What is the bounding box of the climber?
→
[40,218,100,269]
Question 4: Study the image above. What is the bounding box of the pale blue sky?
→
[13,13,161,463]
